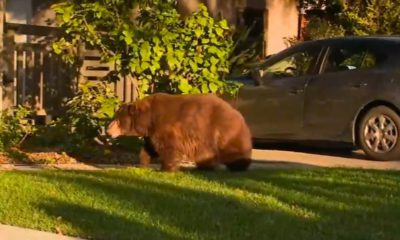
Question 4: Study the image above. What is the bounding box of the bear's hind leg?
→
[196,161,217,171]
[225,158,251,172]
[158,148,181,172]
[194,150,218,171]
[160,157,180,172]
[219,146,252,172]
[219,127,252,172]
[139,147,151,168]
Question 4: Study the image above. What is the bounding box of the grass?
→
[0,168,399,240]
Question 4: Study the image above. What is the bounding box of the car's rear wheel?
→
[358,106,400,160]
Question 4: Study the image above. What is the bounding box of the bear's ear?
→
[131,98,151,115]
[116,103,130,115]
[130,98,152,136]
[128,103,137,115]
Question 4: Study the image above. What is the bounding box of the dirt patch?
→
[0,146,138,165]
[0,152,10,164]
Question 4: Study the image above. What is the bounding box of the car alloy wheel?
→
[358,105,400,160]
[363,114,398,154]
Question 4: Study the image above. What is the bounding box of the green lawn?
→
[0,168,399,240]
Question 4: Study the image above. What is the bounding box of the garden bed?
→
[0,146,138,165]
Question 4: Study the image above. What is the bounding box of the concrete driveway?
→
[251,145,400,170]
[0,224,82,240]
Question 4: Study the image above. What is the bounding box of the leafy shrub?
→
[30,82,124,156]
[0,105,35,151]
[229,24,263,77]
[283,36,301,47]
[52,1,239,98]
[341,0,400,35]
[303,17,345,40]
[303,0,400,40]
[64,81,120,140]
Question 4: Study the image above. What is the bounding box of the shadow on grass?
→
[27,170,314,240]
[191,169,400,239]
[40,198,184,240]
[12,169,400,240]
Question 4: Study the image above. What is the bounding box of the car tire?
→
[358,106,400,161]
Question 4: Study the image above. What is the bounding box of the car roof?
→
[300,35,400,47]
[260,35,400,68]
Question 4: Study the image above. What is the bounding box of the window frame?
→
[319,41,379,75]
[259,43,325,81]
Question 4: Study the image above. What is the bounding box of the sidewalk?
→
[0,224,83,240]
[2,149,400,171]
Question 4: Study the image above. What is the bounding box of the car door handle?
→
[289,88,304,95]
[351,83,368,89]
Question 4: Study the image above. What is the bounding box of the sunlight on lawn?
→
[0,168,399,240]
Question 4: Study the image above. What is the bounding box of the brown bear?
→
[107,93,252,172]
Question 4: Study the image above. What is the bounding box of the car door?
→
[304,41,384,141]
[235,43,324,139]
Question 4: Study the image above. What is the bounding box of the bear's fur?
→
[107,93,252,172]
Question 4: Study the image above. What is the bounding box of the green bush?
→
[52,1,239,98]
[64,81,120,140]
[303,17,345,40]
[229,24,263,77]
[341,0,400,35]
[30,82,125,155]
[303,0,400,40]
[0,106,35,151]
[29,81,145,159]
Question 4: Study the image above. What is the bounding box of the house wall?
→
[178,0,299,56]
[265,0,299,55]
[6,0,299,54]
[177,0,240,24]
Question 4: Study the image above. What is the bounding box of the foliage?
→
[0,106,35,151]
[303,0,400,40]
[301,0,343,13]
[64,81,120,139]
[30,82,122,155]
[284,36,302,47]
[52,1,239,98]
[228,24,263,76]
[341,0,400,35]
[303,17,345,40]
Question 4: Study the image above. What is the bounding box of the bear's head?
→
[107,97,152,138]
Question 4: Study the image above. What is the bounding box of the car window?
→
[324,45,377,73]
[261,47,321,80]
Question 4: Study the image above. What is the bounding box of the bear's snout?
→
[107,121,122,138]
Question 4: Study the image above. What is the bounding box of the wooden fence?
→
[0,22,137,118]
[80,48,138,104]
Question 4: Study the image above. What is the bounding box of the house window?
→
[5,0,33,24]
[242,8,264,39]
